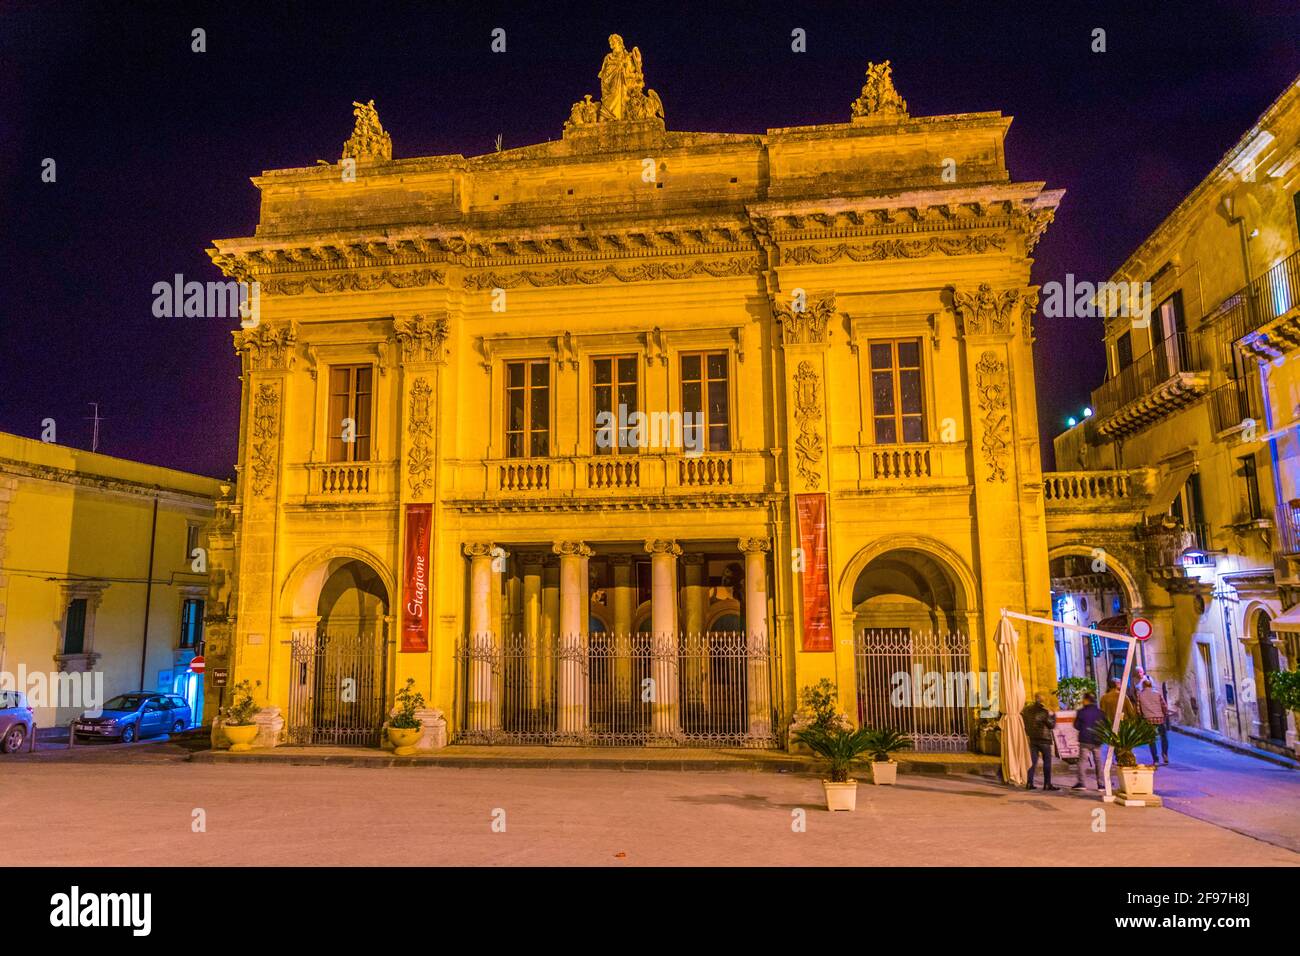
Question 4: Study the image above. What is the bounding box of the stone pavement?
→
[2,759,1296,866]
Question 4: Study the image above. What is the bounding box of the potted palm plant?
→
[793,724,875,811]
[386,678,425,755]
[864,728,912,784]
[1094,715,1159,796]
[222,679,261,752]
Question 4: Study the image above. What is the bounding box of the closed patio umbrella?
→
[996,616,1031,787]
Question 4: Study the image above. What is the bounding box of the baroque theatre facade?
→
[206,41,1062,750]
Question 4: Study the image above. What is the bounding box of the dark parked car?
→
[0,690,35,753]
[73,693,191,743]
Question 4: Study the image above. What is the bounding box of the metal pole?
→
[1000,609,1137,801]
[138,495,159,690]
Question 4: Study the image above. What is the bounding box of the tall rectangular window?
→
[327,365,373,462]
[1153,291,1189,375]
[180,598,204,648]
[1115,331,1133,372]
[870,338,926,444]
[1240,454,1262,521]
[506,360,550,458]
[680,352,731,451]
[64,599,87,655]
[592,356,639,454]
[185,523,200,563]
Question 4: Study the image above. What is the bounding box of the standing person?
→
[1100,678,1123,722]
[1071,692,1107,791]
[1022,692,1059,791]
[1136,678,1172,764]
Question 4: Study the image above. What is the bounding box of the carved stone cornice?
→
[554,541,595,558]
[394,313,450,366]
[952,283,1037,339]
[782,233,1006,266]
[234,321,297,371]
[772,292,836,346]
[463,256,759,290]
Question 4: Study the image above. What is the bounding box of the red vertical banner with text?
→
[401,503,432,653]
[797,493,832,652]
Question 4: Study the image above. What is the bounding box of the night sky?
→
[2,0,1297,479]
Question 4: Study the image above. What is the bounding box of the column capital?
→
[463,541,496,559]
[737,536,771,554]
[553,540,594,558]
[644,539,682,557]
[950,282,1037,341]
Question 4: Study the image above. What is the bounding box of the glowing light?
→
[1067,417,1077,428]
[1083,407,1093,417]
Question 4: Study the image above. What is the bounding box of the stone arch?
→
[1047,543,1143,614]
[837,535,977,619]
[280,544,395,621]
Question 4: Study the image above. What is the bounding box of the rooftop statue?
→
[342,99,393,161]
[565,34,664,132]
[851,60,908,118]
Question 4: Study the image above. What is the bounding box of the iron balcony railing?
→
[1213,248,1300,362]
[1208,378,1259,435]
[1279,500,1300,556]
[1091,331,1207,419]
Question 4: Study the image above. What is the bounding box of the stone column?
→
[646,539,682,743]
[464,542,496,733]
[739,537,773,741]
[610,555,635,704]
[520,553,545,713]
[554,540,593,739]
[541,560,560,717]
[680,553,708,716]
[489,547,508,729]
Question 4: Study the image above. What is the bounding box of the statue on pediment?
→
[852,60,908,118]
[343,99,393,161]
[565,34,664,132]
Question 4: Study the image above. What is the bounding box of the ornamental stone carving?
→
[851,61,908,118]
[737,537,771,554]
[974,350,1010,483]
[463,257,757,290]
[793,361,825,488]
[463,542,496,559]
[952,283,1031,338]
[565,34,664,131]
[783,234,1007,266]
[407,377,434,498]
[342,99,392,162]
[234,321,297,371]
[261,269,445,296]
[555,541,596,558]
[644,539,682,556]
[394,313,450,365]
[772,292,836,346]
[249,382,281,497]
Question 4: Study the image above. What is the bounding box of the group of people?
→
[1020,668,1172,792]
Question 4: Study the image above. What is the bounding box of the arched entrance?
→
[847,547,974,752]
[1048,550,1136,691]
[1253,610,1289,743]
[285,556,391,746]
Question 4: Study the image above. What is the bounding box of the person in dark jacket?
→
[1071,692,1107,791]
[1022,692,1059,791]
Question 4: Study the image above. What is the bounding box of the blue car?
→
[73,693,192,743]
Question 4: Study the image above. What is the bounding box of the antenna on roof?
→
[86,402,103,453]
[495,133,503,153]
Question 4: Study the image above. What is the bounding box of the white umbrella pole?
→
[999,609,1139,801]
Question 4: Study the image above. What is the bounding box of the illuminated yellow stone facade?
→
[208,43,1062,748]
[1049,76,1300,753]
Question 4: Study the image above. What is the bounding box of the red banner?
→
[797,493,832,652]
[401,503,432,653]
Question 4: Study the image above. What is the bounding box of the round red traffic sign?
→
[1129,618,1153,642]
[189,656,206,674]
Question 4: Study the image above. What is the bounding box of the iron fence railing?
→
[1208,378,1258,434]
[1213,249,1300,365]
[1279,500,1300,556]
[1091,331,1207,419]
[454,630,782,747]
[285,631,389,746]
[853,629,976,752]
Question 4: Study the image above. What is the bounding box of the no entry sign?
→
[189,655,206,674]
[1129,618,1153,641]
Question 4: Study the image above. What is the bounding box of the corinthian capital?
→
[737,537,771,554]
[394,312,450,365]
[951,283,1029,338]
[463,541,496,559]
[233,321,297,371]
[644,539,682,557]
[770,291,836,346]
[553,540,594,558]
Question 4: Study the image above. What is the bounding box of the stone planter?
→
[1118,765,1156,797]
[870,760,898,785]
[224,724,259,753]
[822,779,858,811]
[387,725,422,756]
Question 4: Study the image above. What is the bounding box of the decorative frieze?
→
[974,351,1010,483]
[260,268,445,296]
[462,257,758,290]
[407,377,434,498]
[248,382,281,497]
[782,234,1006,266]
[792,361,825,489]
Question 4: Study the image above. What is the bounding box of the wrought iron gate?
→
[853,629,975,752]
[286,630,389,746]
[454,630,782,747]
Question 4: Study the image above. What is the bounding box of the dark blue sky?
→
[2,0,1297,477]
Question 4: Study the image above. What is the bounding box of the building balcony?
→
[1208,378,1258,436]
[1042,469,1149,509]
[834,441,970,491]
[1089,332,1211,440]
[1210,247,1300,365]
[290,460,398,503]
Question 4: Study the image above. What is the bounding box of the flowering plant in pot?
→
[387,678,426,755]
[863,728,913,785]
[792,724,875,811]
[222,679,261,752]
[1052,676,1096,712]
[1094,715,1159,796]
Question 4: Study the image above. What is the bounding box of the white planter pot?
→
[870,761,898,785]
[1118,765,1156,797]
[823,779,858,811]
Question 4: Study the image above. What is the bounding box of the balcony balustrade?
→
[1089,332,1210,439]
